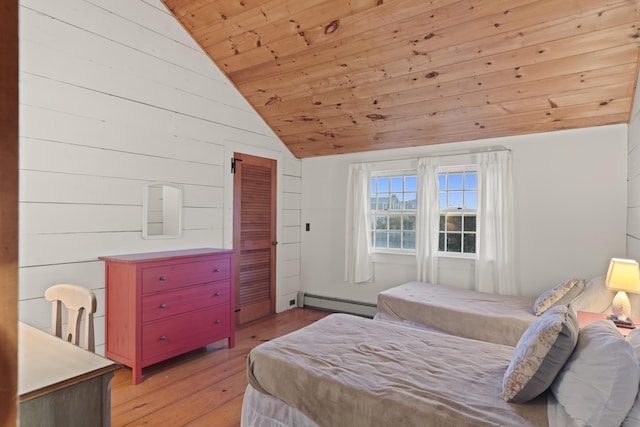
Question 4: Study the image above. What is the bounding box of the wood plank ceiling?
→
[162,0,640,158]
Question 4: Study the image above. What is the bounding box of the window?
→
[369,167,477,255]
[370,173,416,251]
[438,169,477,255]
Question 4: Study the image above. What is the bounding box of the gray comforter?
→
[247,314,548,427]
[377,281,538,346]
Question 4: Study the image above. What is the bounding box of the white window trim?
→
[370,168,417,254]
[367,162,479,259]
[437,164,478,259]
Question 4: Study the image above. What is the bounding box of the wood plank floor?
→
[110,308,330,427]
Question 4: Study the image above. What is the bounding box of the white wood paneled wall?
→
[280,159,303,310]
[628,69,640,261]
[19,0,299,355]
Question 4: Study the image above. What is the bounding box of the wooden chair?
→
[44,284,97,352]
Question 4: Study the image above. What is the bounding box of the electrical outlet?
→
[289,299,296,306]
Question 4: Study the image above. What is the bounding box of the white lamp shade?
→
[606,258,640,321]
[606,258,640,294]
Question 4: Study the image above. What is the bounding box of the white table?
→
[19,322,120,426]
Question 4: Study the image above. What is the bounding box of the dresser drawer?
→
[142,258,231,294]
[142,282,231,323]
[142,305,231,362]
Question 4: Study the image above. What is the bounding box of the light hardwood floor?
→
[110,308,330,426]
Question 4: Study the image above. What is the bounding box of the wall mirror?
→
[142,182,183,239]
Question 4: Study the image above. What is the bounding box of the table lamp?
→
[605,258,640,325]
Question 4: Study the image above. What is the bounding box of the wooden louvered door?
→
[232,153,276,325]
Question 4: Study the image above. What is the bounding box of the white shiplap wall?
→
[19,0,300,355]
[628,67,640,260]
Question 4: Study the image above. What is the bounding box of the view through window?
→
[438,170,477,254]
[370,169,477,254]
[370,174,416,250]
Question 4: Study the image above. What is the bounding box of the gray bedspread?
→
[247,314,548,427]
[376,281,538,346]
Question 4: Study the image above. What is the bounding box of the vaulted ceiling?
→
[162,0,640,158]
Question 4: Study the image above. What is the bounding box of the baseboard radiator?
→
[297,292,377,318]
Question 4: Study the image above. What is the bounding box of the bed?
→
[374,281,539,346]
[245,313,550,427]
[374,277,615,347]
[243,311,640,427]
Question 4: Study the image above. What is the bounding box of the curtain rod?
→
[419,146,510,159]
[351,146,511,165]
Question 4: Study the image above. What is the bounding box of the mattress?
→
[246,313,548,427]
[375,281,538,346]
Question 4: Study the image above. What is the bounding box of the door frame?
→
[224,141,284,311]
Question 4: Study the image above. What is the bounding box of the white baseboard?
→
[298,293,377,318]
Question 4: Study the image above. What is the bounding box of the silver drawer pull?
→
[159,276,167,281]
[160,335,166,341]
[213,267,221,272]
[215,319,221,324]
[160,303,167,309]
[215,292,221,297]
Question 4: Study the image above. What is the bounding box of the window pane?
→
[448,191,463,209]
[464,215,476,232]
[389,232,401,249]
[436,169,477,255]
[376,215,388,229]
[389,215,401,230]
[375,231,387,248]
[378,177,389,192]
[403,215,415,231]
[465,173,477,190]
[403,231,416,249]
[377,197,389,210]
[446,215,462,231]
[447,233,462,252]
[448,174,463,190]
[390,193,403,210]
[404,192,416,210]
[405,176,417,192]
[464,233,476,253]
[391,177,403,192]
[464,191,477,209]
[370,173,421,252]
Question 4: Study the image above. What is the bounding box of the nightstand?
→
[577,311,639,337]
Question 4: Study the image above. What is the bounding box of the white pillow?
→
[569,276,615,314]
[533,278,585,316]
[551,320,639,427]
[622,329,640,426]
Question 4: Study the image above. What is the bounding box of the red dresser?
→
[100,248,235,384]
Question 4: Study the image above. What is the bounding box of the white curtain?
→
[475,151,518,295]
[344,163,372,283]
[416,158,440,283]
